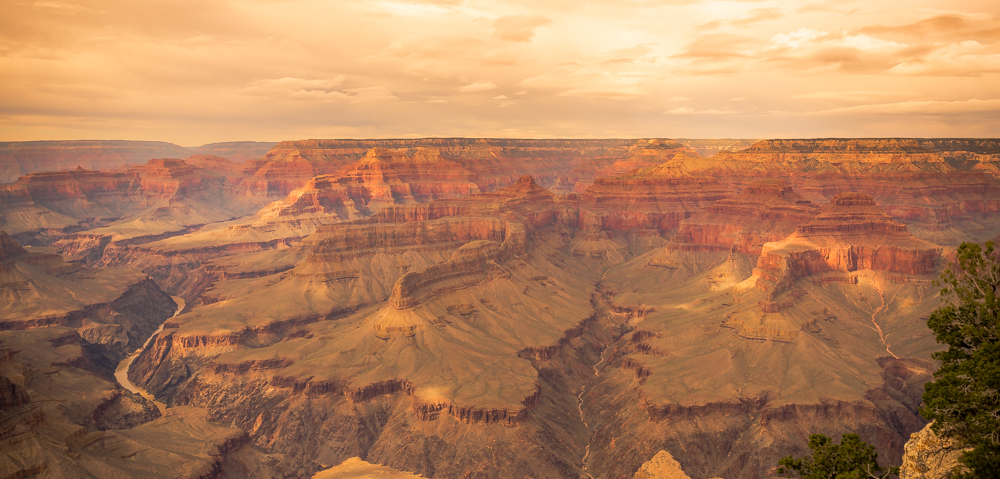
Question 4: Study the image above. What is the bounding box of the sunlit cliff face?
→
[1,0,998,144]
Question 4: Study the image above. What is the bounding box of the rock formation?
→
[753,192,941,298]
[189,141,278,163]
[578,162,731,232]
[669,181,819,255]
[0,140,191,183]
[240,138,671,196]
[632,450,693,479]
[640,139,1000,247]
[313,457,425,478]
[899,423,970,479]
[550,139,697,194]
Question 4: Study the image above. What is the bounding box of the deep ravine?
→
[578,344,612,479]
[114,295,185,412]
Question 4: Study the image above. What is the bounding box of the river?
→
[113,295,184,413]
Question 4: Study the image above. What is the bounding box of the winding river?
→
[114,295,184,413]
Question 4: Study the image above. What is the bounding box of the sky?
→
[1,0,999,145]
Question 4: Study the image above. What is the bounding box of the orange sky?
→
[1,0,999,145]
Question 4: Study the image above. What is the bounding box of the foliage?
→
[922,241,1000,478]
[776,433,898,479]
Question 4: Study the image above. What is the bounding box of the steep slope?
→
[578,161,732,232]
[668,181,820,255]
[589,193,942,478]
[96,148,489,302]
[0,232,233,478]
[549,139,697,194]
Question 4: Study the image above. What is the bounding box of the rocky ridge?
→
[0,140,192,184]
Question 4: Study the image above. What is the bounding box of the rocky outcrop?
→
[900,423,970,479]
[670,181,819,254]
[314,457,426,479]
[551,139,696,194]
[666,139,1000,243]
[386,238,519,311]
[676,138,757,157]
[257,147,480,221]
[754,193,941,295]
[579,164,731,232]
[131,158,203,197]
[633,450,698,479]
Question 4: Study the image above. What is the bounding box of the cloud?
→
[814,98,1000,115]
[794,91,915,101]
[859,14,1000,44]
[675,33,755,59]
[493,15,552,42]
[32,1,94,14]
[458,81,497,92]
[767,28,829,49]
[730,8,783,27]
[666,107,736,115]
[558,88,644,100]
[760,29,937,74]
[243,77,396,103]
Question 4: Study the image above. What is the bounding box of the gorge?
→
[2,137,998,478]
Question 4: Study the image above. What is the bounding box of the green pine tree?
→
[921,241,1000,479]
[777,433,898,479]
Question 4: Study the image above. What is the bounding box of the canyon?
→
[1,138,998,478]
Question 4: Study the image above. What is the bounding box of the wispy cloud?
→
[493,15,552,42]
[814,98,1000,115]
[243,77,396,103]
[458,81,498,92]
[794,91,915,101]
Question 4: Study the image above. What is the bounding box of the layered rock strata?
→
[754,192,942,297]
[669,181,820,255]
[240,138,673,196]
[578,163,731,232]
[0,140,191,183]
[667,138,1000,245]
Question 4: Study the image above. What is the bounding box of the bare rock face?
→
[754,192,941,296]
[551,139,696,194]
[314,457,425,478]
[670,181,819,254]
[633,450,692,479]
[669,139,1000,245]
[900,423,970,479]
[578,164,731,232]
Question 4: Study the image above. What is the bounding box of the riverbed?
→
[114,295,184,413]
